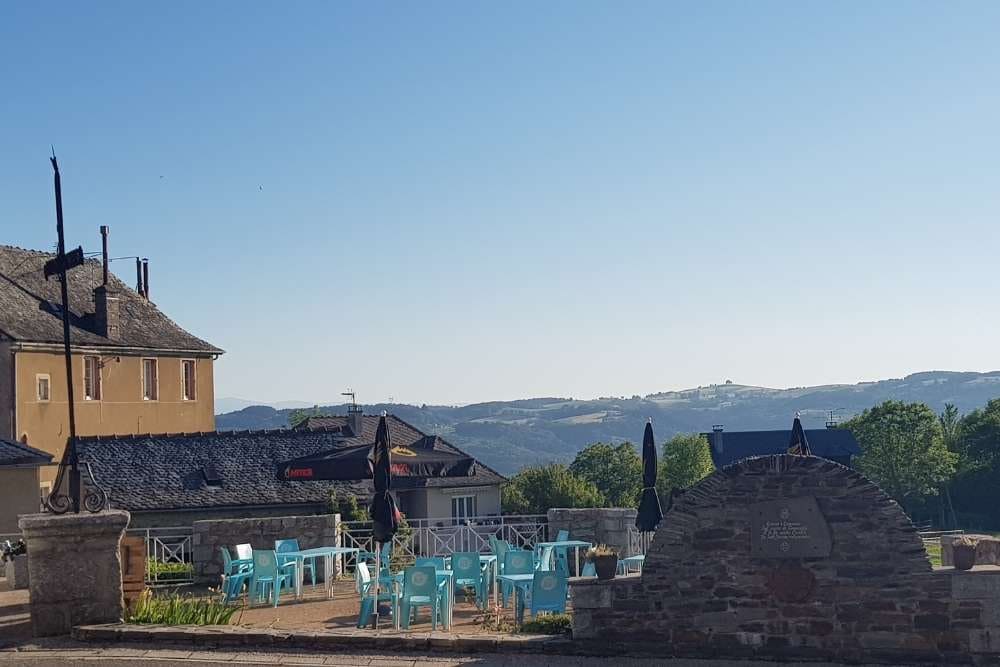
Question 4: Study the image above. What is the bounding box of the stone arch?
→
[644,454,931,586]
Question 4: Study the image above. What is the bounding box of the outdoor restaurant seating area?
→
[214,530,646,631]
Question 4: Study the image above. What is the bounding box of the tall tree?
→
[959,398,1000,469]
[501,464,605,514]
[657,433,715,499]
[841,400,957,509]
[569,442,642,508]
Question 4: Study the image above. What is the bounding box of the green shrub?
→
[127,590,239,625]
[519,613,572,635]
[147,558,194,581]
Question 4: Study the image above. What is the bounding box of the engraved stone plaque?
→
[750,496,832,558]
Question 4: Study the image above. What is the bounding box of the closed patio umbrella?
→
[635,418,663,533]
[369,413,400,628]
[787,414,812,456]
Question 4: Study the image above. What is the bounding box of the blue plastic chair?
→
[415,556,445,570]
[355,562,399,628]
[501,549,534,607]
[518,571,568,624]
[491,536,511,574]
[275,538,315,587]
[400,566,448,630]
[450,552,488,608]
[537,545,555,571]
[220,546,251,602]
[581,561,597,577]
[553,529,570,575]
[250,549,294,607]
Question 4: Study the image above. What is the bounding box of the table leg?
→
[574,547,580,578]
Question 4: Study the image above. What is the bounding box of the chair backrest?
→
[235,543,252,560]
[504,549,534,576]
[555,529,569,542]
[274,539,301,555]
[252,549,278,579]
[494,538,510,571]
[415,556,445,570]
[581,561,597,577]
[450,552,481,581]
[403,566,438,599]
[537,545,554,571]
[355,561,371,593]
[221,546,235,574]
[531,571,568,608]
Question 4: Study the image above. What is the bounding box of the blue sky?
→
[3,1,999,406]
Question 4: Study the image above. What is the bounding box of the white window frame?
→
[450,494,477,524]
[39,481,52,510]
[83,355,101,401]
[36,374,50,402]
[142,358,159,401]
[181,359,196,401]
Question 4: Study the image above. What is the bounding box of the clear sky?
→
[2,1,998,406]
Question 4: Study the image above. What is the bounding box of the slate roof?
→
[0,245,221,353]
[0,438,53,466]
[701,428,861,468]
[77,416,504,512]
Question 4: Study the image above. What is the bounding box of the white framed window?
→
[142,358,158,401]
[451,495,477,524]
[36,374,50,402]
[39,481,52,509]
[83,356,101,400]
[181,359,196,401]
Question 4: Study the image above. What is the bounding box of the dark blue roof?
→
[700,428,860,468]
[0,438,53,466]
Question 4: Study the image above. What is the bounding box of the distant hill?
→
[214,371,1000,476]
[214,397,315,414]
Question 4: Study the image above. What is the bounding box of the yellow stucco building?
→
[0,242,222,507]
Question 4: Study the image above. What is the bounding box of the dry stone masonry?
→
[192,513,341,584]
[571,455,1000,663]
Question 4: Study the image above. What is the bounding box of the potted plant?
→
[2,539,28,590]
[587,544,619,581]
[952,535,979,571]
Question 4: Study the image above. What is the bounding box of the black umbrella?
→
[370,414,401,543]
[787,414,812,456]
[635,418,663,533]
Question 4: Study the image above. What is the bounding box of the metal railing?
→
[340,514,548,560]
[628,528,655,556]
[127,526,195,587]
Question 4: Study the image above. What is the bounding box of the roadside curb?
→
[71,624,583,656]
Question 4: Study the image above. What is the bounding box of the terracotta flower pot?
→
[953,544,976,571]
[593,554,618,580]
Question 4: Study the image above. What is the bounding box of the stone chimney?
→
[94,286,121,341]
[347,403,364,437]
[711,424,724,455]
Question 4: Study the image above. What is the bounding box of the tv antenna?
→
[342,389,358,410]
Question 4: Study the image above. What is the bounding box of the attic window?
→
[202,465,222,487]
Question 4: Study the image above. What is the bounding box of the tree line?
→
[501,397,1000,530]
[501,434,716,514]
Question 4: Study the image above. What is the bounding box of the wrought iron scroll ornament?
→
[42,151,109,515]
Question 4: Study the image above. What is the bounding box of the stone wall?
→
[547,508,638,557]
[192,513,341,584]
[570,455,1000,663]
[941,534,1000,567]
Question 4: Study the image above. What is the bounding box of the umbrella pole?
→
[372,542,381,630]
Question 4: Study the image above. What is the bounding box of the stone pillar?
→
[19,510,130,636]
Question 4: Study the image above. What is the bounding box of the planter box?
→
[4,554,29,590]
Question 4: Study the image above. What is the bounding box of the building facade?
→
[0,241,222,495]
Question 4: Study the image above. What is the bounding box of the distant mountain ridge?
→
[214,371,1000,475]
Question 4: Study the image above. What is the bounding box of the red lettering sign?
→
[390,463,411,476]
[286,467,314,479]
